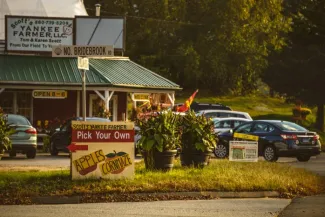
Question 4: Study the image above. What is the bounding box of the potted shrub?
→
[180,111,217,168]
[0,108,13,159]
[300,108,312,120]
[136,110,181,171]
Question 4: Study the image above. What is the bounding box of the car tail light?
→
[281,134,297,140]
[313,135,320,140]
[25,128,37,134]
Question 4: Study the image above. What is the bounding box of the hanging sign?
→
[32,90,67,99]
[52,45,114,57]
[229,141,258,162]
[70,121,135,180]
[133,93,150,101]
[78,57,89,70]
[5,16,73,52]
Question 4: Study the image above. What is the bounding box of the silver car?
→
[212,117,251,134]
[7,114,37,158]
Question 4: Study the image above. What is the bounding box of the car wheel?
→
[297,155,311,162]
[214,143,228,158]
[9,150,16,158]
[50,141,59,156]
[26,148,36,159]
[263,145,278,162]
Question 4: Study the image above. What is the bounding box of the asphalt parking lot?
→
[1,152,319,171]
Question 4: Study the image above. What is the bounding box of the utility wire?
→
[86,7,207,26]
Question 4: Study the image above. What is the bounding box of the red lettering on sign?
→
[72,130,135,143]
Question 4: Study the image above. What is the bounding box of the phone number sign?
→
[70,121,135,180]
[6,16,73,52]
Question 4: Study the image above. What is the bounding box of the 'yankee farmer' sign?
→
[6,16,73,52]
[70,121,135,180]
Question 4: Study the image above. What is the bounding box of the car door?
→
[250,122,276,155]
[53,121,72,151]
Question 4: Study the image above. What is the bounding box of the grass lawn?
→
[0,160,324,204]
[177,94,325,151]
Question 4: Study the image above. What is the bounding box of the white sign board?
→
[6,16,73,52]
[75,17,125,50]
[70,121,135,180]
[78,57,89,70]
[52,45,114,57]
[229,141,258,162]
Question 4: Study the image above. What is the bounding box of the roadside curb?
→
[31,191,280,204]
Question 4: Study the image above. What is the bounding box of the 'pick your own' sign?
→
[70,121,135,180]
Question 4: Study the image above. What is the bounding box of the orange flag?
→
[177,90,199,112]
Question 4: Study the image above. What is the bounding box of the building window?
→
[0,92,13,113]
[17,92,32,121]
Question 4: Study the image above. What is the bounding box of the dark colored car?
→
[175,102,231,112]
[50,117,111,155]
[7,114,37,158]
[214,120,321,162]
[190,102,232,112]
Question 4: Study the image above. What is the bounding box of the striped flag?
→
[177,90,199,112]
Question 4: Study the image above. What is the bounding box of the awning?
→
[0,55,181,90]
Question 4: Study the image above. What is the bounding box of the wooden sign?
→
[70,121,135,180]
[32,90,67,99]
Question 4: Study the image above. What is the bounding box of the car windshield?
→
[7,115,31,126]
[275,122,307,132]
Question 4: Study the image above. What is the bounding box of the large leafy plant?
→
[181,111,217,152]
[0,108,13,154]
[136,110,181,152]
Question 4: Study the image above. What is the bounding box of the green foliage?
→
[181,111,217,152]
[84,0,290,95]
[42,136,50,153]
[263,0,325,130]
[1,160,324,204]
[136,111,181,152]
[300,108,312,116]
[0,107,13,154]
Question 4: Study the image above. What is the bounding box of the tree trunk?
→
[269,88,275,98]
[316,104,324,131]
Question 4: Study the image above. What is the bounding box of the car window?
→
[252,123,275,133]
[61,123,68,132]
[235,123,253,133]
[205,112,218,118]
[215,120,231,128]
[234,120,245,127]
[7,115,30,126]
[275,122,307,131]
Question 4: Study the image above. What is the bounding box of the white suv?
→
[196,110,253,120]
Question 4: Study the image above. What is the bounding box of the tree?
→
[263,0,325,131]
[85,0,290,95]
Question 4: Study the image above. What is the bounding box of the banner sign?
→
[6,16,73,52]
[133,93,150,101]
[52,45,114,57]
[229,141,258,162]
[233,133,259,141]
[32,90,67,99]
[70,121,135,180]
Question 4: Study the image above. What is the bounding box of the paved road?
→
[279,152,325,217]
[0,198,290,217]
[288,153,325,176]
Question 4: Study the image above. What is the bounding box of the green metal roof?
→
[0,55,181,90]
[0,55,107,84]
[89,59,180,89]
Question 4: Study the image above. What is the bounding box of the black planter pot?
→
[180,150,212,168]
[142,149,177,171]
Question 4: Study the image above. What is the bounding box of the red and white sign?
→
[70,121,135,180]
